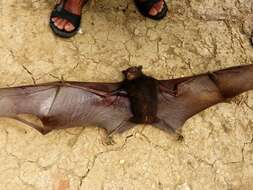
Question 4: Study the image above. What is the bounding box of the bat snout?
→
[127,73,137,80]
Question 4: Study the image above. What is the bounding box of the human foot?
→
[134,0,168,20]
[147,0,164,16]
[49,0,87,38]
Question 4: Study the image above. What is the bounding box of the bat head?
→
[122,66,143,80]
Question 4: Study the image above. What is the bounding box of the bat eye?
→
[132,67,139,72]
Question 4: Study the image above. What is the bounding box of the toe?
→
[51,17,58,22]
[148,0,164,16]
[55,18,66,30]
[54,18,61,29]
[64,22,75,32]
[149,7,158,16]
[154,0,164,12]
[61,19,69,30]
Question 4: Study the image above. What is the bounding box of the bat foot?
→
[167,131,183,141]
[102,135,116,146]
[176,133,184,141]
[101,120,135,145]
[154,119,184,141]
[98,128,116,145]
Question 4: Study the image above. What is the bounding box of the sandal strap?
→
[135,0,161,13]
[51,1,81,28]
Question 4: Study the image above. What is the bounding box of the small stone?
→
[134,29,140,36]
[78,28,83,34]
[176,183,191,190]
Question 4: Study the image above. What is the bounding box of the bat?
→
[0,64,252,136]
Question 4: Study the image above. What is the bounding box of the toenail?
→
[149,8,158,16]
[65,24,74,31]
[65,25,70,30]
[52,17,57,22]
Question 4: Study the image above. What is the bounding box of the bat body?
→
[0,64,253,135]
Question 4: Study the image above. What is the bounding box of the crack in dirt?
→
[1,0,253,189]
[78,134,134,188]
[21,65,36,85]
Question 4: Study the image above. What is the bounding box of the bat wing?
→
[157,64,253,131]
[0,81,132,134]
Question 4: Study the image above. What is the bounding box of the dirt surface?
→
[1,0,253,190]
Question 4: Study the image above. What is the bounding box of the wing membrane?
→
[158,64,253,130]
[0,82,131,134]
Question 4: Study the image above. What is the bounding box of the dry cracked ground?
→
[0,0,253,190]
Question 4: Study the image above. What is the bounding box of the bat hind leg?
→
[12,116,52,135]
[107,120,136,137]
[154,119,183,141]
[102,120,136,145]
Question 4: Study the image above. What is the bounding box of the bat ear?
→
[122,69,127,76]
[138,66,143,70]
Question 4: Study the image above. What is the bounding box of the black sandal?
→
[134,0,168,20]
[49,0,82,38]
[251,34,253,46]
